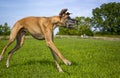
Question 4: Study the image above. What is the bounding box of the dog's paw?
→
[6,61,9,68]
[57,64,64,73]
[64,60,72,66]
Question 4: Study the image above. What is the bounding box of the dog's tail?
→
[9,22,23,42]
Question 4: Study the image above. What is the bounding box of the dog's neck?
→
[50,16,64,27]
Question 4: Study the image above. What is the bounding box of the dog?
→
[0,9,77,72]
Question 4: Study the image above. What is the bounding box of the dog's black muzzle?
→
[66,18,77,29]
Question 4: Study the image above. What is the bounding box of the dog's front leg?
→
[44,30,71,67]
[48,32,63,72]
[47,41,71,65]
[49,47,63,72]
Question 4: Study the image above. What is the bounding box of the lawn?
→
[0,38,120,78]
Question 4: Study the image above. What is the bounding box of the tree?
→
[0,23,10,36]
[92,2,120,35]
[0,24,2,35]
[75,16,93,36]
[58,25,77,35]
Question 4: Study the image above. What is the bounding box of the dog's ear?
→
[59,9,68,17]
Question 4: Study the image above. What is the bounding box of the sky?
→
[0,0,119,34]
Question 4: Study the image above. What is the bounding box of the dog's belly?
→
[31,33,45,40]
[25,25,45,40]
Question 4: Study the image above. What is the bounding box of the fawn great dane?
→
[0,9,77,72]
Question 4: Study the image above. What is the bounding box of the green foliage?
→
[57,27,77,35]
[0,38,120,78]
[92,2,120,35]
[0,23,10,36]
[58,17,93,36]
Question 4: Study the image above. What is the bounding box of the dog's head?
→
[59,9,77,28]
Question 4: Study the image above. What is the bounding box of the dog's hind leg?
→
[6,30,26,67]
[0,23,23,61]
[0,30,17,61]
[0,38,14,61]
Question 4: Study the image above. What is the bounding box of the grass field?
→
[0,38,120,78]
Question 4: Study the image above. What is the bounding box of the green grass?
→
[0,38,120,78]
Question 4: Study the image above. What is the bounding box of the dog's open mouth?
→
[66,19,77,29]
[66,21,76,29]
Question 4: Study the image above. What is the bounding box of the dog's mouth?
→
[66,19,77,29]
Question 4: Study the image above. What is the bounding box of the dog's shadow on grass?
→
[12,59,54,67]
[10,60,78,75]
[12,59,78,67]
[25,60,54,66]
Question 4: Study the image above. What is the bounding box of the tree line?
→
[0,2,120,36]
